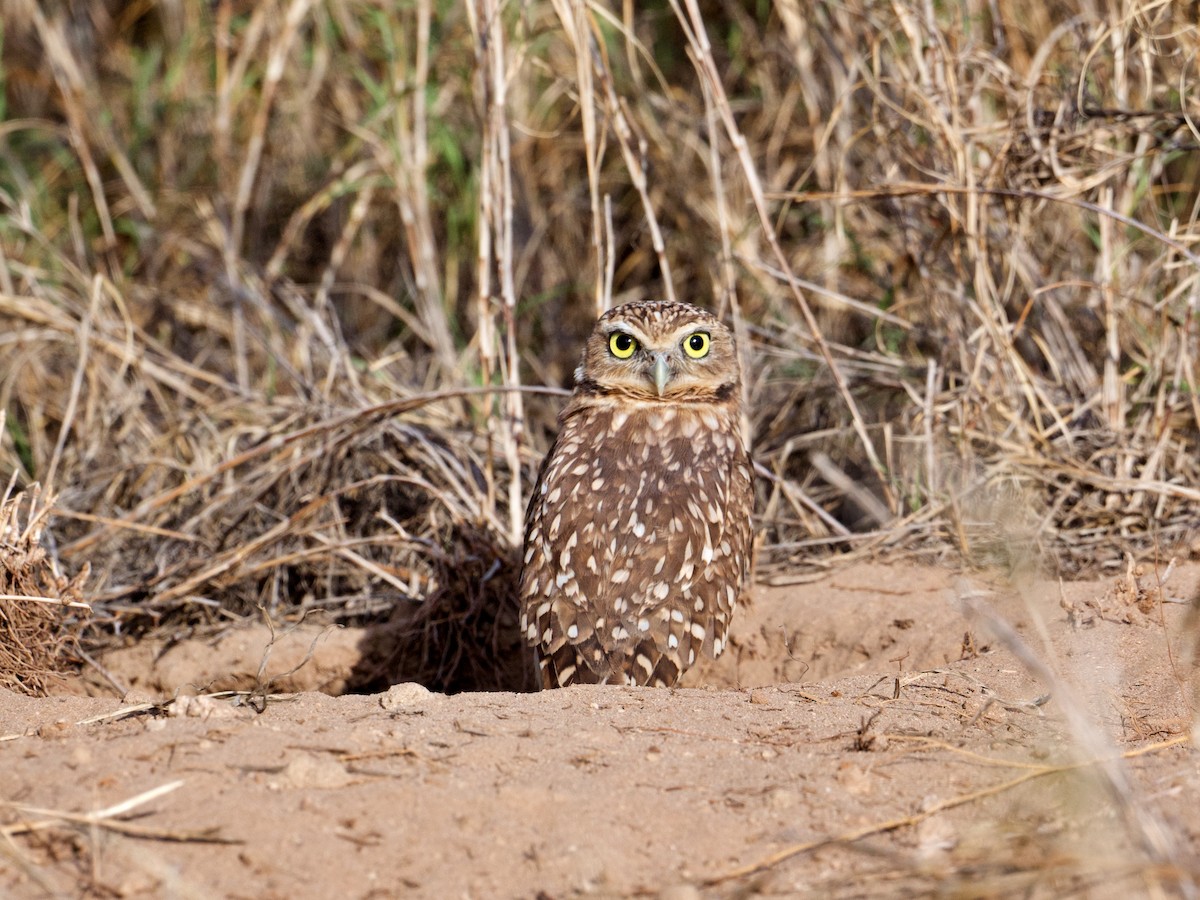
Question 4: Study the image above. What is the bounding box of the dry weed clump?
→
[0,1,1197,688]
[0,485,89,695]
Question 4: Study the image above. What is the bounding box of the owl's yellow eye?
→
[682,331,711,359]
[608,331,638,359]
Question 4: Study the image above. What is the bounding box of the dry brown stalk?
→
[471,0,527,545]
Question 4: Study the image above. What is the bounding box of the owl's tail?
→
[537,640,682,688]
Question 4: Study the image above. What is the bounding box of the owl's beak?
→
[651,352,672,397]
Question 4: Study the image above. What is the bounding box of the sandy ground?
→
[2,561,1198,898]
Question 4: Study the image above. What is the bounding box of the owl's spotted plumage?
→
[519,300,754,688]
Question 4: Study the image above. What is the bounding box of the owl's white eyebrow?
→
[602,324,653,343]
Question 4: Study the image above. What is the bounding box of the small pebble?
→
[380,682,437,710]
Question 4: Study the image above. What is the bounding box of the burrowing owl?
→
[519,300,754,688]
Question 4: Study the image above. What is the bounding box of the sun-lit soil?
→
[3,561,1196,898]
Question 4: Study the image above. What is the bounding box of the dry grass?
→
[0,479,89,694]
[0,0,1197,692]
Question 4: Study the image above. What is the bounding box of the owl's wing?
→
[518,416,616,684]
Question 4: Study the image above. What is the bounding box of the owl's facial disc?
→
[583,302,738,403]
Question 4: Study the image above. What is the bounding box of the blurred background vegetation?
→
[1,0,1197,691]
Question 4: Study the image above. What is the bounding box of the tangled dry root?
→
[0,486,89,696]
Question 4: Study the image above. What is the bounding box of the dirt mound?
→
[3,562,1196,898]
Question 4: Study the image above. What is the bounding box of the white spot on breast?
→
[653,582,669,600]
[690,622,706,640]
[668,634,679,648]
[613,569,631,584]
[567,624,579,639]
[638,617,650,632]
[671,609,685,623]
[612,625,630,641]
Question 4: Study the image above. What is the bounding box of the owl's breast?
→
[526,402,746,608]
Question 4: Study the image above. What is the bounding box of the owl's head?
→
[575,300,741,402]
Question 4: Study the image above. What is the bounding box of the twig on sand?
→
[1,780,239,845]
[0,689,297,743]
[705,736,1189,886]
